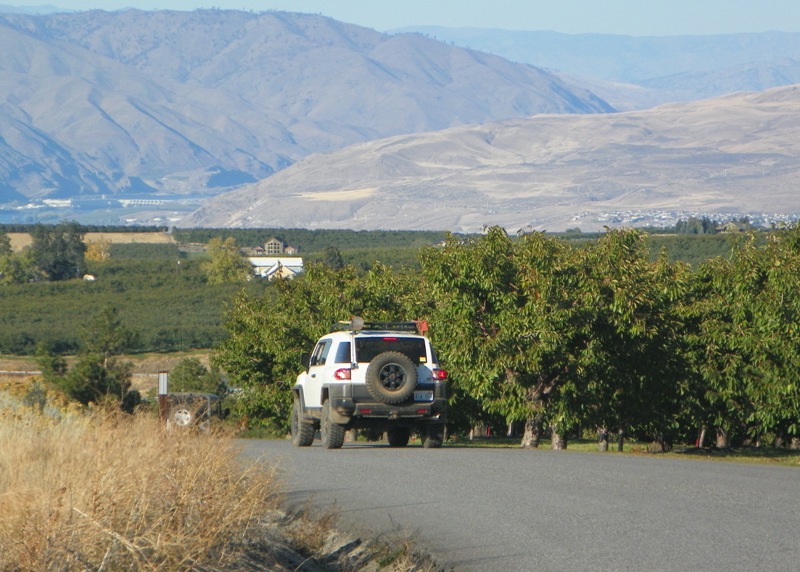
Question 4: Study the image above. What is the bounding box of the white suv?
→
[291,318,448,449]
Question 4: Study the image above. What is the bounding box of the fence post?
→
[158,371,169,422]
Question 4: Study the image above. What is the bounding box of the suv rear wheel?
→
[320,399,346,449]
[365,351,418,404]
[422,424,444,448]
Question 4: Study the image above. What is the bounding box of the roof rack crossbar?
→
[329,320,420,333]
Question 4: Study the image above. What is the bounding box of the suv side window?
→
[334,341,351,364]
[311,339,333,366]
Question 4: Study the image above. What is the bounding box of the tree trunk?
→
[507,421,522,438]
[697,425,707,448]
[789,437,800,450]
[520,416,541,448]
[715,427,729,448]
[617,428,625,452]
[598,427,609,452]
[551,425,567,450]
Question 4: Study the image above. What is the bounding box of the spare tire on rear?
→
[365,351,417,404]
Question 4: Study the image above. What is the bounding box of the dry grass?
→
[7,232,173,253]
[0,407,281,571]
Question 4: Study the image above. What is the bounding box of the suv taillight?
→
[334,368,351,380]
[432,369,448,380]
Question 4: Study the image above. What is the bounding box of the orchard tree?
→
[202,236,253,284]
[421,227,548,442]
[38,306,138,411]
[687,228,800,447]
[29,222,87,280]
[85,237,112,261]
[568,230,690,450]
[169,357,226,395]
[81,306,139,367]
[422,227,690,450]
[0,249,43,284]
[0,231,11,257]
[323,245,345,270]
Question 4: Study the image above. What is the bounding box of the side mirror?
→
[301,353,311,369]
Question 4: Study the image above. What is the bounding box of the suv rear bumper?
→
[328,383,446,426]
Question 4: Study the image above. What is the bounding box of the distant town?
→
[3,198,800,231]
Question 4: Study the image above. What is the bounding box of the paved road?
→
[241,440,799,571]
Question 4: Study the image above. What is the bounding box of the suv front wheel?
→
[291,398,315,447]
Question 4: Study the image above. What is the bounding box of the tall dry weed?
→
[0,408,281,571]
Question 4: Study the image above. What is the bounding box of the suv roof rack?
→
[330,320,421,333]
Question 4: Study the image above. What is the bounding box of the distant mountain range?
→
[187,85,800,233]
[0,9,609,208]
[1,8,799,231]
[394,27,800,109]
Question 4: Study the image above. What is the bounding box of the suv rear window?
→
[355,337,427,364]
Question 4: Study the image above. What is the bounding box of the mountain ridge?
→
[185,85,800,233]
[0,9,611,206]
[394,27,800,109]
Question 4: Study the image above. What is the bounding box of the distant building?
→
[248,257,304,280]
[263,238,285,255]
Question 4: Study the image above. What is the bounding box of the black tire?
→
[365,351,418,404]
[386,427,410,447]
[291,398,315,447]
[321,400,346,449]
[422,424,444,448]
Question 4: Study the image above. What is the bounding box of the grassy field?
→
[452,436,800,466]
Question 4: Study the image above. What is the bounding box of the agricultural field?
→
[7,231,175,252]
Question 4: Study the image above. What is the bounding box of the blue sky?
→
[5,0,800,35]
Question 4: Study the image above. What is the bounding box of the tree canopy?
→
[202,236,253,284]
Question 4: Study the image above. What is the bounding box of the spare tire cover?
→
[365,351,418,404]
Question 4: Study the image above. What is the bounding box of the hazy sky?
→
[5,0,800,36]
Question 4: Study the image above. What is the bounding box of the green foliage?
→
[0,231,10,257]
[0,249,43,284]
[420,227,689,441]
[28,222,87,281]
[685,228,800,442]
[82,306,139,363]
[37,306,137,409]
[646,233,754,266]
[0,255,266,355]
[172,227,449,254]
[169,357,226,395]
[53,353,134,407]
[322,246,345,270]
[109,243,180,259]
[213,262,425,431]
[675,216,719,235]
[202,236,253,284]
